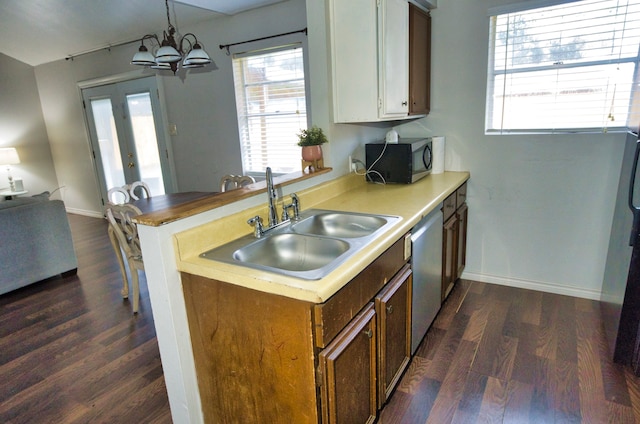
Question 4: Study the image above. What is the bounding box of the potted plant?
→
[297,125,328,163]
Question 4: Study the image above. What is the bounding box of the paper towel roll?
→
[431,136,445,174]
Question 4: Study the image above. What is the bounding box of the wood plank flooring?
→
[380,280,640,423]
[0,213,171,424]
[2,213,640,423]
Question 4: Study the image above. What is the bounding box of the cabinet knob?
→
[386,305,394,314]
[402,101,408,106]
[363,329,373,339]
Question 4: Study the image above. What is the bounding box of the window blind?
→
[232,44,308,175]
[486,0,640,134]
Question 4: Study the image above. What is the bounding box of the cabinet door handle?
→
[363,329,373,339]
[386,305,394,314]
[402,101,408,106]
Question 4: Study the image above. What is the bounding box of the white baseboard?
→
[461,271,602,301]
[65,207,103,218]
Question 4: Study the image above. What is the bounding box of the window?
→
[486,0,640,134]
[232,44,308,175]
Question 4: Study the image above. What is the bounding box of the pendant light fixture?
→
[131,0,212,74]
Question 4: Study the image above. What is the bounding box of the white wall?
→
[21,0,625,297]
[397,0,624,297]
[33,0,381,216]
[0,53,58,198]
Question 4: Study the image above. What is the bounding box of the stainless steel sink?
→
[291,212,388,238]
[200,209,401,280]
[233,233,350,272]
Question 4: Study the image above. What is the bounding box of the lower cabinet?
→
[318,264,413,424]
[442,182,468,302]
[442,211,458,301]
[182,236,411,424]
[182,178,469,423]
[375,265,412,405]
[318,303,377,424]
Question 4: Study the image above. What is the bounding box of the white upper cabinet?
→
[379,0,409,118]
[329,0,414,123]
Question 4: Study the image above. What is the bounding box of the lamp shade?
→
[183,45,212,66]
[0,148,20,166]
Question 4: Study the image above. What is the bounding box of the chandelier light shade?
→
[131,0,212,74]
[0,147,21,192]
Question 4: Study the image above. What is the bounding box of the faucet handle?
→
[247,215,264,238]
[282,203,294,221]
[290,193,300,219]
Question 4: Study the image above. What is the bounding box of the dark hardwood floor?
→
[380,280,640,424]
[2,213,640,423]
[0,213,171,424]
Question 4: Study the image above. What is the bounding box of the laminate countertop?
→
[174,171,469,303]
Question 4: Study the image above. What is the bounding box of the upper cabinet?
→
[329,0,431,123]
[409,3,431,115]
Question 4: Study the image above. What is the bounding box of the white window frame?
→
[231,34,310,177]
[486,0,640,134]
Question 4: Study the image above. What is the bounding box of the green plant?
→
[296,125,328,147]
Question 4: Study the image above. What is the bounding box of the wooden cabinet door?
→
[319,303,377,424]
[409,3,431,115]
[456,203,468,279]
[375,264,412,406]
[442,213,458,301]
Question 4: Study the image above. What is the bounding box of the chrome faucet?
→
[248,168,302,238]
[265,167,278,228]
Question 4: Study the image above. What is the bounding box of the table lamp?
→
[0,147,21,192]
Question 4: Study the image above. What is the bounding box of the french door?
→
[82,76,174,206]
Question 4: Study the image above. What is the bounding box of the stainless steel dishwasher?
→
[410,205,443,354]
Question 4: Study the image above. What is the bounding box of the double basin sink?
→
[200,209,401,280]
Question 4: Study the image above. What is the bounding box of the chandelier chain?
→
[165,0,173,30]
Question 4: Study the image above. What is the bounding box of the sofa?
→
[0,195,78,295]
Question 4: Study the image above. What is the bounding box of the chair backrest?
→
[129,181,151,200]
[106,203,144,261]
[107,186,130,205]
[220,175,256,192]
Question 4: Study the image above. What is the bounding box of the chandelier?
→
[131,0,212,74]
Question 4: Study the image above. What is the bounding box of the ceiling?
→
[0,0,285,66]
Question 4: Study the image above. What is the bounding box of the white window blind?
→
[232,44,308,175]
[486,0,640,134]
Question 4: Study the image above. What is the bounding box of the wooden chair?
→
[106,203,144,314]
[128,180,151,200]
[220,174,256,192]
[107,186,130,205]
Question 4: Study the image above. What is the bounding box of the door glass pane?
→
[127,93,165,195]
[90,98,125,190]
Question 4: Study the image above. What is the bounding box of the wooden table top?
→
[131,192,215,215]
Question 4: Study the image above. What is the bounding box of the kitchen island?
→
[136,170,469,423]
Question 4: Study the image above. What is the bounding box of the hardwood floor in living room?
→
[2,213,640,423]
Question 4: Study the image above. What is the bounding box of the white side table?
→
[0,190,28,200]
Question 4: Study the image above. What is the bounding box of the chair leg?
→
[129,262,141,314]
[108,225,129,298]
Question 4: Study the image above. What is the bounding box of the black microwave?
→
[365,138,432,184]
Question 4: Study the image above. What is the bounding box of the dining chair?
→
[107,186,130,205]
[128,180,151,200]
[106,203,144,314]
[220,174,256,192]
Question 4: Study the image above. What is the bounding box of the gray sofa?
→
[0,195,78,295]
